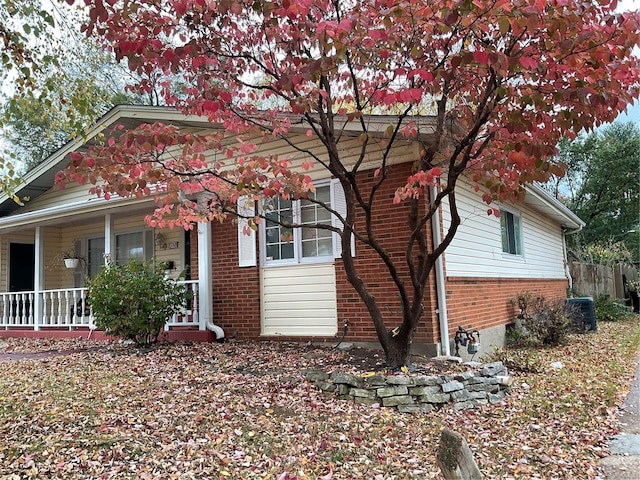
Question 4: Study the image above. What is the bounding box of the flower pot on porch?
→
[64,258,80,269]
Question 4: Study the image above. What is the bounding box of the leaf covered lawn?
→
[0,317,639,480]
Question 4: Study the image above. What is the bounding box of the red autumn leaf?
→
[473,50,490,65]
[519,56,538,69]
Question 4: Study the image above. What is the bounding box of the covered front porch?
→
[0,196,220,342]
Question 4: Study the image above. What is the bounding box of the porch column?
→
[197,221,213,331]
[104,213,114,265]
[33,226,44,331]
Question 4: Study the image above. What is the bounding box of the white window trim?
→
[260,179,335,267]
[499,206,525,258]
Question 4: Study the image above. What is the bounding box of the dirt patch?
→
[0,337,459,374]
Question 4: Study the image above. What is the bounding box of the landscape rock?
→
[330,372,363,387]
[336,342,354,351]
[306,358,512,413]
[441,380,465,393]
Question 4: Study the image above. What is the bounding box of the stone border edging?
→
[304,361,512,413]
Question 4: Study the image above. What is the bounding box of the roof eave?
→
[525,183,585,232]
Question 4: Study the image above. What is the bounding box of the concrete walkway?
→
[599,355,640,479]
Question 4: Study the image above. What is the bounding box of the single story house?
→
[0,105,584,358]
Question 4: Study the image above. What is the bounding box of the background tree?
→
[553,122,640,264]
[0,2,150,173]
[570,122,640,264]
[61,0,640,367]
[0,0,57,94]
[0,0,61,196]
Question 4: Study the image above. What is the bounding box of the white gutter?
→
[430,185,450,356]
[526,183,585,230]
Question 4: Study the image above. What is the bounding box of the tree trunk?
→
[383,332,412,369]
[436,429,483,480]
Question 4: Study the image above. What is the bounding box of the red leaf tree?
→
[61,0,639,367]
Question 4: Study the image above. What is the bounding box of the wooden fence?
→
[569,261,638,300]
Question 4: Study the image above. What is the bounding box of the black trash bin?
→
[565,297,597,332]
[630,290,640,314]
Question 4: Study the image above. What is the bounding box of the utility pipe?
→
[197,220,225,341]
[430,185,450,356]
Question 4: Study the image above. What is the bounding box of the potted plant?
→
[55,244,83,269]
[64,256,80,269]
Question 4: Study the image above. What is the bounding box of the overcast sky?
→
[612,0,640,126]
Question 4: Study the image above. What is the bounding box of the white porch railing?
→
[165,280,199,329]
[0,280,199,331]
[0,291,35,327]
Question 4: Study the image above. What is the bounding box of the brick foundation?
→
[444,277,569,334]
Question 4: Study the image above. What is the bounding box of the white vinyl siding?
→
[441,184,566,279]
[261,263,338,336]
[19,131,418,215]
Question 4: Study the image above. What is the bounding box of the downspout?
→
[430,185,450,356]
[197,220,225,341]
[206,321,225,341]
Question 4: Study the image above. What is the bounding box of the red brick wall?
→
[212,224,262,338]
[334,162,440,344]
[188,162,441,344]
[188,227,199,280]
[444,277,569,334]
[189,224,261,339]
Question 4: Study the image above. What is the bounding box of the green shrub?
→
[595,294,630,322]
[505,321,538,348]
[507,292,581,347]
[88,260,188,345]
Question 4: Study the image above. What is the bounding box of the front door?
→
[9,242,35,319]
[9,243,35,292]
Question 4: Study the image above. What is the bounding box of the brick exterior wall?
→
[189,162,570,348]
[189,224,262,339]
[444,277,569,334]
[333,162,440,345]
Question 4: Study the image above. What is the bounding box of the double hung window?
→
[85,230,154,279]
[500,209,523,256]
[263,184,333,264]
